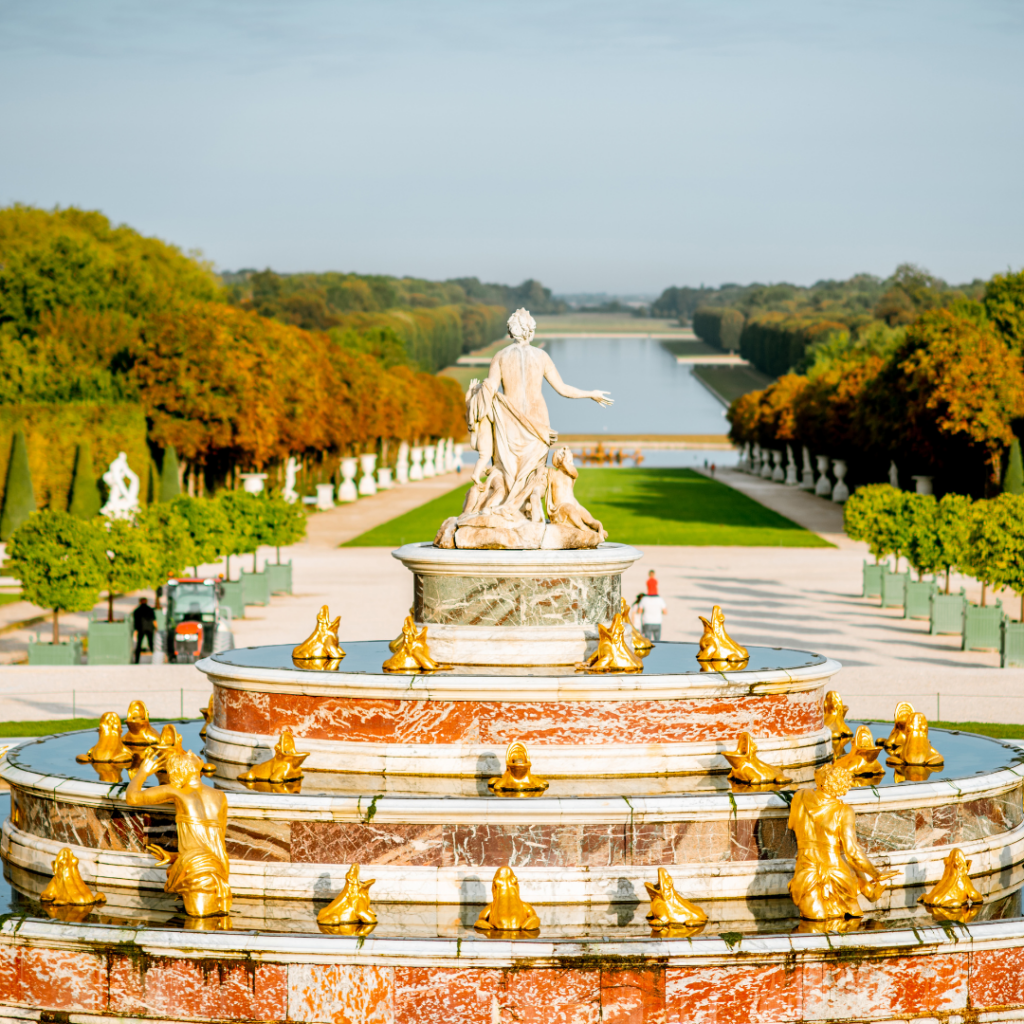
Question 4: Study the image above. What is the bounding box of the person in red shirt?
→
[646,570,658,595]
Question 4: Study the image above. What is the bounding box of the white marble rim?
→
[4,755,1021,824]
[391,541,643,577]
[196,657,841,701]
[5,817,1024,904]
[3,912,1024,968]
[204,725,833,778]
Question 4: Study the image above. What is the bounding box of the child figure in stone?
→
[546,447,607,540]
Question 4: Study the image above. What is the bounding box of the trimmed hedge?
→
[739,313,849,377]
[693,307,745,352]
[0,402,150,514]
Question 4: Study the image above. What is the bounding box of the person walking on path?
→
[646,570,659,595]
[638,589,667,642]
[133,597,157,664]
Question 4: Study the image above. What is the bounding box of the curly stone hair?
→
[507,307,536,342]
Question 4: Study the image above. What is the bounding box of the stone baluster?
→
[814,455,832,497]
[831,459,849,502]
[422,445,437,478]
[800,446,815,490]
[338,458,359,502]
[409,447,424,481]
[784,445,798,486]
[771,450,785,482]
[358,454,378,496]
[395,442,410,484]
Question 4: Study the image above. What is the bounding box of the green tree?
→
[159,445,181,501]
[138,503,192,601]
[843,484,911,569]
[218,491,264,574]
[170,495,234,571]
[1005,437,1024,496]
[984,269,1024,352]
[98,517,158,622]
[259,495,307,563]
[903,493,941,580]
[5,510,106,642]
[970,493,1024,620]
[67,442,101,519]
[934,493,973,594]
[0,429,36,541]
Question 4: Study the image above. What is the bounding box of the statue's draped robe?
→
[167,813,231,909]
[787,791,862,918]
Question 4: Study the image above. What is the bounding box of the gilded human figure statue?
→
[125,745,232,918]
[788,763,896,920]
[437,308,612,549]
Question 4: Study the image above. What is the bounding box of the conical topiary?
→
[1005,437,1024,496]
[67,443,102,519]
[146,460,158,504]
[159,446,181,502]
[0,429,37,541]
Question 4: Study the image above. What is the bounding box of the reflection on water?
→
[539,337,729,435]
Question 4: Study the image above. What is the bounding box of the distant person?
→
[638,589,667,642]
[629,593,645,631]
[133,597,157,664]
[646,570,659,595]
[710,462,716,477]
[703,459,708,469]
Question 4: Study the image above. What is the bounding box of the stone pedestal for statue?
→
[913,475,933,495]
[377,467,393,489]
[395,442,410,484]
[358,454,378,496]
[760,451,774,479]
[422,445,437,478]
[815,455,832,497]
[409,447,424,481]
[831,459,849,502]
[240,473,268,494]
[315,483,335,510]
[338,459,358,503]
[771,450,785,482]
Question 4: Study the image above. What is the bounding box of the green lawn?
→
[344,468,830,547]
[691,364,774,405]
[0,593,23,608]
[0,716,202,738]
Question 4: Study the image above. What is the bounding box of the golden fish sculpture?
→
[199,695,214,740]
[122,700,161,747]
[823,691,853,741]
[723,732,792,785]
[40,848,106,906]
[621,598,652,654]
[76,712,134,764]
[488,740,549,793]
[382,614,447,672]
[645,868,707,927]
[475,865,540,932]
[696,605,748,663]
[238,729,310,783]
[877,701,915,753]
[920,848,984,909]
[126,745,232,918]
[317,864,377,927]
[293,605,345,662]
[888,712,943,768]
[834,725,885,777]
[576,611,643,673]
[788,763,898,920]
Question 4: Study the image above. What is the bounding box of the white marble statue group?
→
[435,309,613,550]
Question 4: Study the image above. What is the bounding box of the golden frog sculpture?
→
[576,611,643,673]
[40,847,106,906]
[475,865,540,932]
[620,598,652,654]
[645,868,707,927]
[382,614,447,672]
[722,732,791,785]
[76,711,133,764]
[126,744,232,918]
[696,605,748,663]
[823,691,853,741]
[888,712,943,768]
[292,605,345,662]
[122,700,161,747]
[237,729,310,783]
[788,763,897,920]
[877,701,915,753]
[834,725,885,777]
[199,695,214,739]
[317,864,377,928]
[920,848,983,909]
[146,724,216,775]
[488,740,549,793]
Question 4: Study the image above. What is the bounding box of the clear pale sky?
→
[1,1,1021,292]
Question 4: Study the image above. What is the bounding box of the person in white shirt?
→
[638,592,667,642]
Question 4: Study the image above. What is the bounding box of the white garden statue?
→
[282,457,299,504]
[395,442,410,485]
[100,452,140,519]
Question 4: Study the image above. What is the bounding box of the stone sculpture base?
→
[435,515,602,550]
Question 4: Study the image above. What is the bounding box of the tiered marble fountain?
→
[2,540,1024,1022]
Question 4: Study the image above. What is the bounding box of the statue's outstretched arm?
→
[541,351,613,406]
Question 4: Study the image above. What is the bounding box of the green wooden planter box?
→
[880,569,908,608]
[28,638,83,666]
[1003,620,1024,668]
[862,561,883,599]
[87,618,132,665]
[266,561,293,595]
[931,589,966,635]
[904,580,936,620]
[219,580,245,620]
[240,570,270,607]
[963,601,1004,652]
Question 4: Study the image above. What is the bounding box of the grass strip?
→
[0,716,203,738]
